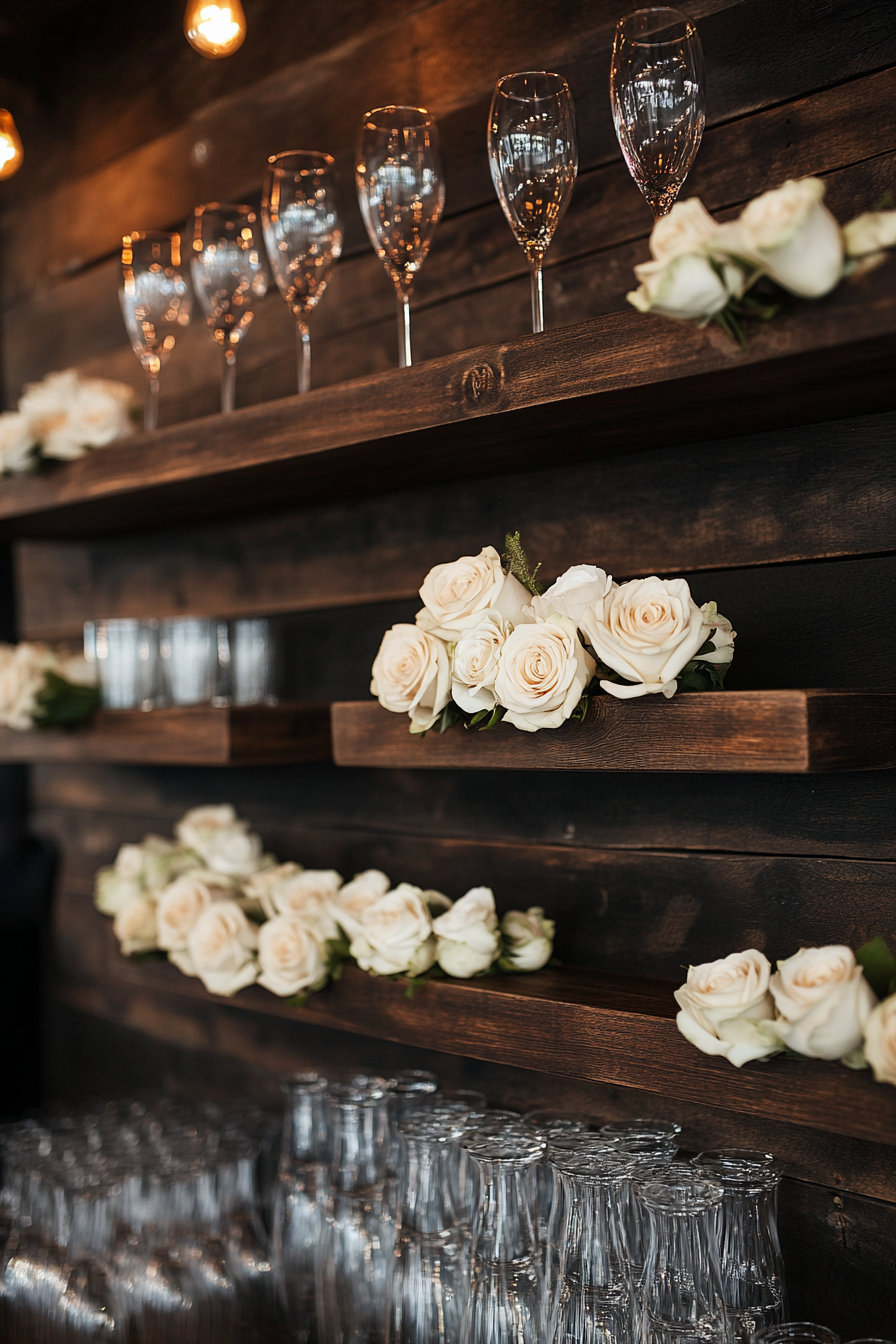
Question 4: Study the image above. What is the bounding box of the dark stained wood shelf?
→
[331,692,896,773]
[0,265,894,541]
[0,702,331,765]
[55,956,896,1148]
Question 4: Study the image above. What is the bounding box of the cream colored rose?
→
[579,576,708,700]
[94,867,142,916]
[0,411,35,475]
[628,251,744,325]
[770,945,878,1060]
[349,883,436,976]
[156,871,234,952]
[113,893,158,956]
[500,907,555,972]
[693,604,736,667]
[0,641,54,731]
[416,545,532,640]
[675,950,779,1067]
[329,869,391,941]
[257,915,328,997]
[19,369,134,462]
[493,614,595,732]
[528,565,613,627]
[714,178,843,298]
[649,198,721,263]
[179,900,258,997]
[843,210,896,257]
[451,611,510,714]
[370,624,451,733]
[433,886,500,978]
[863,994,896,1086]
[175,803,264,876]
[246,863,342,939]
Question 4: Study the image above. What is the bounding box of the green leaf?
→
[502,531,545,596]
[855,937,896,1000]
[33,671,101,730]
[286,992,310,1008]
[128,948,168,964]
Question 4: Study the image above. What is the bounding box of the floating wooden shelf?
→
[331,692,896,773]
[56,953,896,1148]
[0,702,331,765]
[0,267,894,540]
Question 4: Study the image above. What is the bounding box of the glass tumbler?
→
[159,617,218,706]
[271,1073,329,1344]
[754,1330,840,1344]
[88,618,160,710]
[230,618,280,705]
[636,1174,730,1343]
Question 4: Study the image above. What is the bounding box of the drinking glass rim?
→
[635,1174,724,1210]
[266,148,336,169]
[122,229,182,245]
[194,201,257,219]
[493,70,571,100]
[361,104,436,128]
[615,6,696,45]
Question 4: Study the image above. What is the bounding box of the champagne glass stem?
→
[144,374,160,433]
[529,258,545,334]
[221,347,237,414]
[397,292,412,368]
[296,320,312,395]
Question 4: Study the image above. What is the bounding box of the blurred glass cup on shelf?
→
[229,618,280,705]
[85,618,160,710]
[159,617,218,706]
[262,150,343,395]
[120,230,192,432]
[191,203,268,413]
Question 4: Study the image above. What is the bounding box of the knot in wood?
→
[461,362,501,408]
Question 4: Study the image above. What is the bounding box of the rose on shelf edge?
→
[432,886,501,978]
[1,368,138,477]
[769,945,878,1061]
[499,907,555,973]
[0,642,100,733]
[674,950,780,1068]
[863,994,896,1086]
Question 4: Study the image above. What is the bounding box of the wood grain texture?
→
[331,693,896,774]
[0,703,331,765]
[1,264,895,540]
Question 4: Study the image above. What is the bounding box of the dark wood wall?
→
[1,0,894,1333]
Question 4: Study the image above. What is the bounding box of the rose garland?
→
[0,368,137,477]
[626,177,896,341]
[94,804,556,1003]
[0,642,100,731]
[675,940,896,1089]
[371,533,735,735]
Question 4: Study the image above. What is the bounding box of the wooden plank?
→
[331,693,896,774]
[0,703,331,765]
[1,264,895,540]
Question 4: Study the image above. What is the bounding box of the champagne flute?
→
[120,230,192,432]
[356,106,445,368]
[261,150,343,395]
[191,203,268,414]
[488,71,577,335]
[610,6,706,219]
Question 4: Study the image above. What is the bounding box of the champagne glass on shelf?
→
[356,105,445,368]
[262,150,343,395]
[488,71,577,335]
[120,230,192,432]
[191,202,268,413]
[610,6,706,220]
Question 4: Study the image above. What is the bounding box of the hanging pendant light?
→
[0,110,24,181]
[184,0,247,57]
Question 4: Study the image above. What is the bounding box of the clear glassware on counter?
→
[754,1329,840,1344]
[636,1173,730,1343]
[87,617,160,710]
[271,1073,329,1343]
[159,617,218,706]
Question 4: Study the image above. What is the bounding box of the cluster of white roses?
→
[371,540,734,734]
[0,368,136,476]
[628,177,896,332]
[675,943,896,1088]
[95,803,556,1001]
[0,641,98,732]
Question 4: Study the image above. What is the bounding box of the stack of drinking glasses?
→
[84,616,279,710]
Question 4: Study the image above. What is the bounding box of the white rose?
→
[693,604,736,667]
[0,642,54,731]
[649,197,721,263]
[843,210,896,257]
[0,411,35,475]
[451,611,510,714]
[493,614,595,732]
[112,893,158,956]
[579,576,708,700]
[416,545,533,640]
[258,915,328,997]
[370,624,452,733]
[863,994,896,1086]
[94,867,143,916]
[674,950,779,1068]
[140,836,202,890]
[246,863,342,939]
[528,565,613,627]
[349,883,436,977]
[156,871,234,951]
[433,886,500,978]
[627,251,745,325]
[714,178,843,298]
[181,900,258,997]
[18,369,133,462]
[175,804,264,876]
[114,843,146,882]
[770,945,878,1060]
[329,869,391,941]
[500,907,555,972]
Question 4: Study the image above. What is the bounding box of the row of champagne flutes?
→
[121,6,707,429]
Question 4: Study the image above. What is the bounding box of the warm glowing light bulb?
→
[0,110,24,182]
[184,0,247,57]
